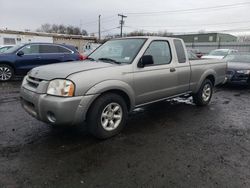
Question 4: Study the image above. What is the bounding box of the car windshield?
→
[0,46,12,53]
[208,50,228,56]
[3,44,23,53]
[225,54,250,63]
[88,38,146,64]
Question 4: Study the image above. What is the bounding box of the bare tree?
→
[36,23,88,35]
[237,35,250,42]
[125,30,173,37]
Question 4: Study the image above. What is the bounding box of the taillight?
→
[79,54,87,60]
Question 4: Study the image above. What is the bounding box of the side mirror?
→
[17,51,24,56]
[138,55,154,68]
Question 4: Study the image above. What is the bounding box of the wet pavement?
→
[0,81,250,188]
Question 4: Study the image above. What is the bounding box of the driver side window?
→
[144,41,171,65]
[21,45,39,55]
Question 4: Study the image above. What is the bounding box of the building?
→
[0,30,97,53]
[173,33,237,43]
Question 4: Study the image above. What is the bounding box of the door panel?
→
[173,39,191,93]
[15,55,42,74]
[133,40,178,105]
[134,65,178,105]
[15,44,41,74]
[175,65,191,93]
[39,45,64,65]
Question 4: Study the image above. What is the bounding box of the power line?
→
[126,20,250,29]
[125,26,250,34]
[91,27,119,34]
[125,2,250,16]
[82,15,117,26]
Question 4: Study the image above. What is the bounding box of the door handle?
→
[170,68,176,72]
[36,56,41,59]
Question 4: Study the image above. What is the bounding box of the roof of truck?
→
[114,36,183,41]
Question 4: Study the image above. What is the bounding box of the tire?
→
[193,79,213,106]
[0,64,14,81]
[87,93,128,139]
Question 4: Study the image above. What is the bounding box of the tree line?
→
[36,23,88,35]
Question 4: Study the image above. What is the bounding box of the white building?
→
[0,30,97,53]
[0,32,53,45]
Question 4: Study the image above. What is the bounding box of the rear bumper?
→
[20,86,98,126]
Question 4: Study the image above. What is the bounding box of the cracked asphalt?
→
[0,81,250,188]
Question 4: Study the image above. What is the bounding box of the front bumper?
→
[20,86,98,126]
[226,71,250,85]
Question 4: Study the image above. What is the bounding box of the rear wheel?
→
[193,79,213,106]
[87,93,128,139]
[0,64,14,81]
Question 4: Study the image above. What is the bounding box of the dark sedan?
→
[225,53,250,85]
[0,43,83,81]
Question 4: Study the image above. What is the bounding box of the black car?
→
[0,43,83,81]
[225,53,250,85]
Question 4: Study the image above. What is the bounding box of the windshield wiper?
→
[98,57,121,64]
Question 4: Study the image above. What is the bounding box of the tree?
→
[125,30,173,37]
[36,23,88,35]
[237,35,250,42]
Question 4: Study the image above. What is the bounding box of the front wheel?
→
[0,64,14,81]
[193,79,213,106]
[87,93,128,139]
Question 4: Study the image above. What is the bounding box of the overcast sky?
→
[1,0,250,36]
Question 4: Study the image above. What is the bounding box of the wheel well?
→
[0,62,15,73]
[85,89,131,122]
[101,89,131,111]
[206,75,215,86]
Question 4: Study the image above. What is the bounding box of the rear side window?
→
[39,45,59,53]
[144,41,171,65]
[21,45,39,54]
[58,46,72,53]
[174,39,187,63]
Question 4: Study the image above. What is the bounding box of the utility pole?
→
[118,14,127,37]
[98,15,101,41]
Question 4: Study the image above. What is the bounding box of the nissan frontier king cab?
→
[20,37,227,139]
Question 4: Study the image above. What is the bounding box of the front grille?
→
[26,76,43,88]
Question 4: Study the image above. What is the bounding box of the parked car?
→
[0,43,83,81]
[0,45,14,53]
[187,50,200,60]
[189,49,203,58]
[202,49,238,59]
[83,42,102,56]
[225,53,250,85]
[20,37,226,139]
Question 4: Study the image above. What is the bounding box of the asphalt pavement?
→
[0,81,250,188]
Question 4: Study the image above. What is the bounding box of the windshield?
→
[89,38,146,64]
[0,46,13,53]
[208,50,229,56]
[225,54,250,63]
[3,44,23,54]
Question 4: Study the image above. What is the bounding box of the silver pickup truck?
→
[20,37,226,139]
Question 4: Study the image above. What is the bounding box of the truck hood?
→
[201,55,225,59]
[29,61,114,80]
[227,62,250,70]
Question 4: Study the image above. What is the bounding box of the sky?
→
[1,0,250,36]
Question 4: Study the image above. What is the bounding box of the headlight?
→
[47,79,75,97]
[236,70,250,74]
